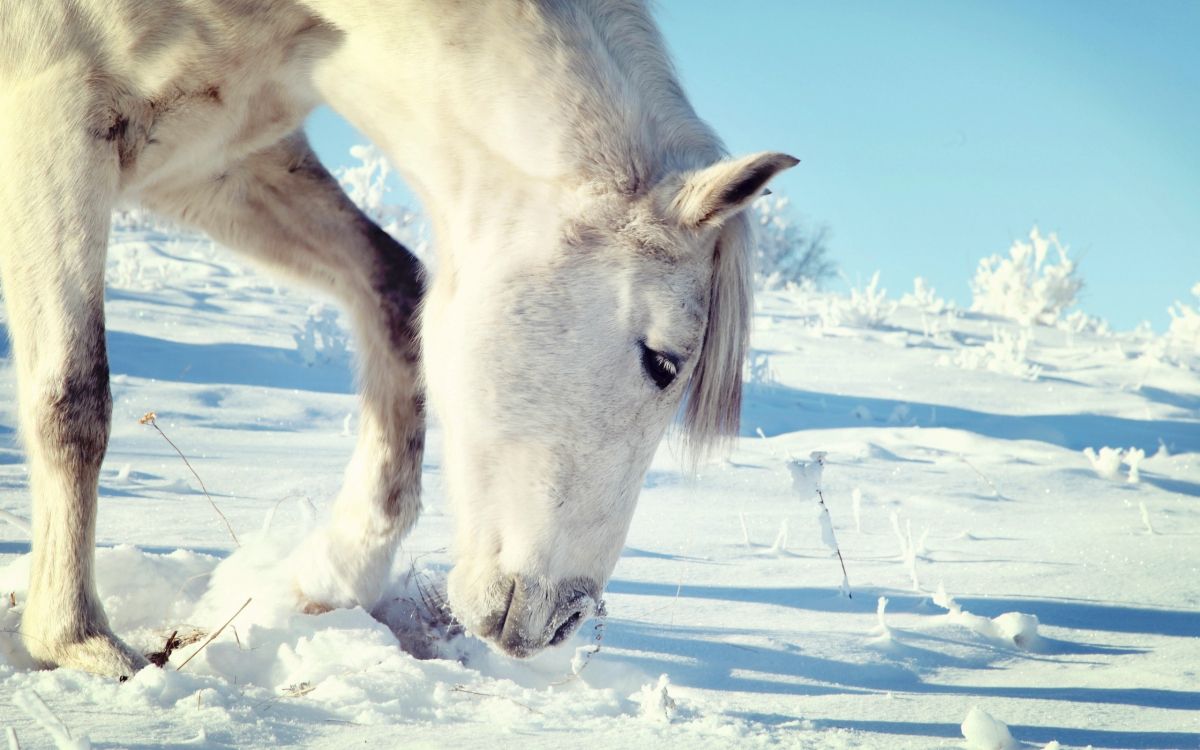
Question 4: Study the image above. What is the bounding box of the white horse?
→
[0,0,795,676]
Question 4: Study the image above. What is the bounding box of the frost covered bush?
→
[822,271,895,328]
[294,303,349,365]
[751,194,836,290]
[902,277,952,316]
[1167,282,1200,354]
[970,227,1082,326]
[903,277,957,338]
[1059,309,1110,336]
[337,144,429,259]
[945,327,1041,380]
[744,350,776,387]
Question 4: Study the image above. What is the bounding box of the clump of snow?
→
[787,453,824,499]
[946,326,1042,380]
[970,226,1082,326]
[1083,446,1124,479]
[961,706,1018,750]
[1125,447,1145,483]
[1083,446,1145,483]
[634,674,678,723]
[788,452,851,596]
[822,271,895,328]
[871,596,893,642]
[934,583,1041,651]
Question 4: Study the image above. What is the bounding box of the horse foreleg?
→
[0,83,146,677]
[142,132,424,612]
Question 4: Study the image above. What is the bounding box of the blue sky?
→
[307,1,1199,331]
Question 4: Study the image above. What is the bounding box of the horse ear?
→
[667,152,799,228]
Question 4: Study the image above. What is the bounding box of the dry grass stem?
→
[816,484,852,599]
[146,627,207,668]
[452,685,542,715]
[140,411,239,546]
[176,597,252,671]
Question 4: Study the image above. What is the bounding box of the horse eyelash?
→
[640,341,679,389]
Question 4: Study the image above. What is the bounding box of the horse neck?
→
[308,0,721,264]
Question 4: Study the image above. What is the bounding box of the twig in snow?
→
[789,452,852,597]
[1139,502,1157,535]
[13,691,87,750]
[6,726,20,750]
[958,455,1002,499]
[452,685,542,715]
[176,597,252,671]
[551,604,607,686]
[0,510,31,538]
[146,627,206,668]
[768,519,789,555]
[140,411,239,546]
[738,512,752,548]
[873,596,893,641]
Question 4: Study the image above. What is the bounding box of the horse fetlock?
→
[21,610,147,678]
[291,524,400,613]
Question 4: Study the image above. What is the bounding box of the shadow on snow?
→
[743,382,1200,456]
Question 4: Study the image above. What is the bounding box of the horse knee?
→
[30,351,112,469]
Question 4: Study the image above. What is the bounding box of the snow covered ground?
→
[1,218,1197,749]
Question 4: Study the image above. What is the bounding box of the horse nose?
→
[493,577,599,658]
[547,595,592,647]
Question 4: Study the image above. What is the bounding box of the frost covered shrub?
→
[1167,282,1200,353]
[1059,309,1110,336]
[902,277,957,338]
[294,303,349,366]
[902,277,952,316]
[751,195,836,290]
[970,227,1082,326]
[946,327,1041,380]
[822,271,895,329]
[337,144,429,259]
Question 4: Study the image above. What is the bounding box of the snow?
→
[1,220,1199,748]
[961,706,1018,750]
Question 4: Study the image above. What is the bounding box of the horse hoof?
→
[27,630,150,680]
[297,595,334,615]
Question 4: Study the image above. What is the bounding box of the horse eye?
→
[640,342,679,389]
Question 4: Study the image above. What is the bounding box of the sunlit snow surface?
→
[1,222,1198,749]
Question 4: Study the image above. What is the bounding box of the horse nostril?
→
[549,608,585,646]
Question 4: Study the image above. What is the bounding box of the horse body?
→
[0,0,795,675]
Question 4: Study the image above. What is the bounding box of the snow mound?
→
[961,706,1018,750]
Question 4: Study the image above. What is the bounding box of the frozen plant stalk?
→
[788,451,852,597]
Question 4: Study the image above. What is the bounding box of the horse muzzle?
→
[459,574,601,658]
